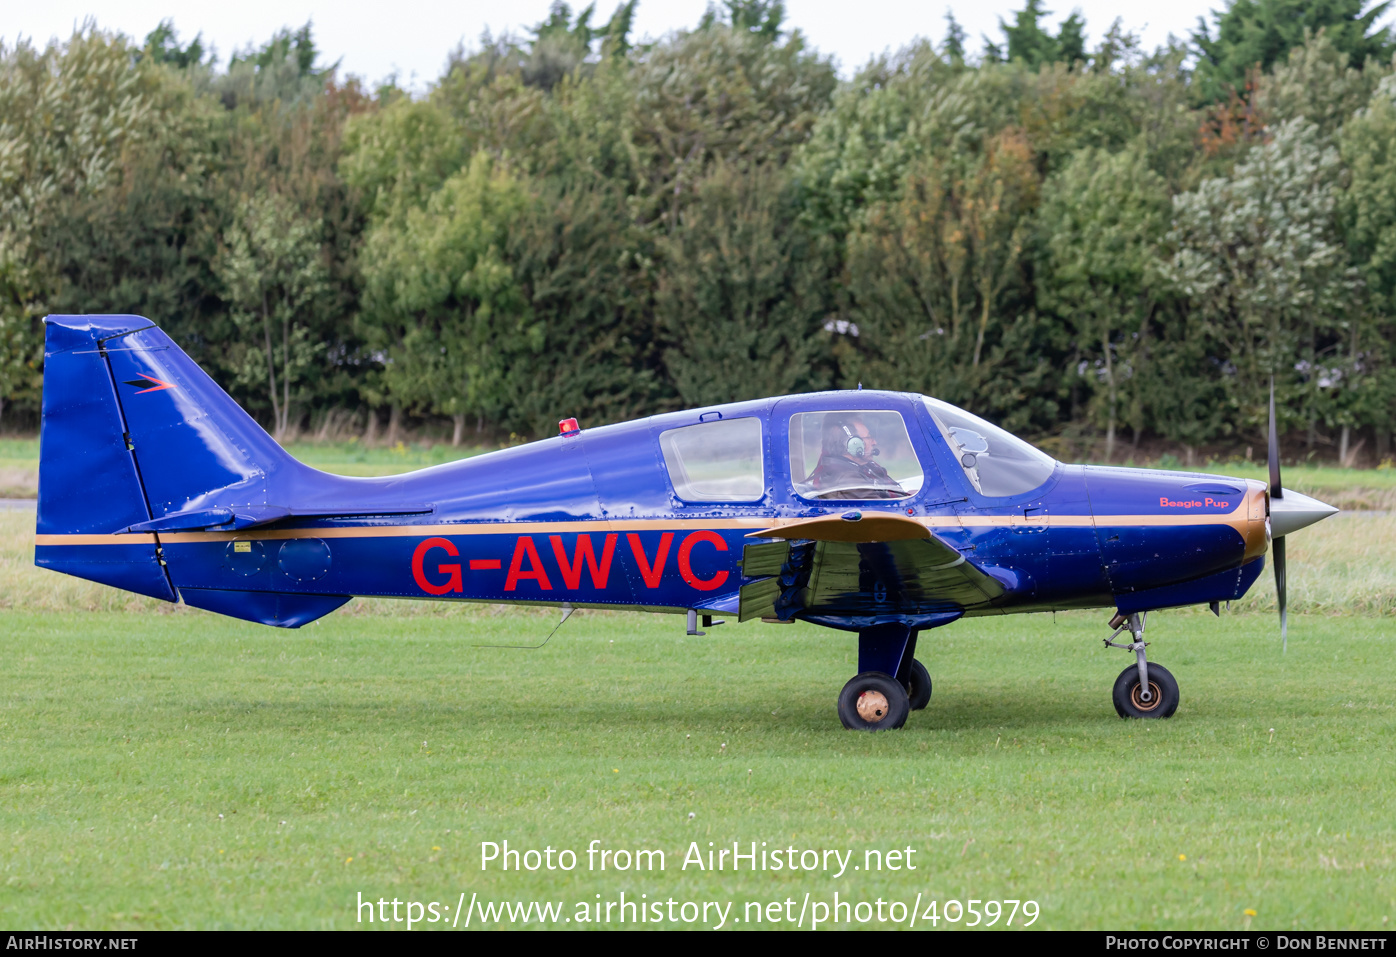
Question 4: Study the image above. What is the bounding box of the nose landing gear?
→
[1104,612,1179,719]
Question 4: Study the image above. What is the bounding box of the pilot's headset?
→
[840,423,865,457]
[841,423,877,457]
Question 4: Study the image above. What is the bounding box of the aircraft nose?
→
[1270,488,1339,538]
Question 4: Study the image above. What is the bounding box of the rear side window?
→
[659,417,765,503]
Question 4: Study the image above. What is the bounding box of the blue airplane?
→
[36,315,1338,729]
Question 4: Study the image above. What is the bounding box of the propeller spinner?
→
[1267,378,1339,650]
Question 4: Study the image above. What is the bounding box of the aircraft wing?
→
[738,512,1004,622]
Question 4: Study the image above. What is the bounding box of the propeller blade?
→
[1274,534,1287,653]
[1268,377,1283,500]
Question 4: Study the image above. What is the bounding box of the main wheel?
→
[1112,663,1179,719]
[838,672,911,731]
[903,659,932,711]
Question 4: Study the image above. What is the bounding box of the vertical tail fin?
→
[37,314,300,604]
[38,316,176,600]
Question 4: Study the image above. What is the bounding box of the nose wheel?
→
[1112,662,1179,718]
[1104,612,1179,719]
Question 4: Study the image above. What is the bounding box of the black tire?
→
[904,659,932,711]
[1112,662,1179,719]
[838,672,911,731]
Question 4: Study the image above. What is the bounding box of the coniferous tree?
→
[1193,0,1394,102]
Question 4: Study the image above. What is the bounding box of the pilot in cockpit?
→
[807,414,907,499]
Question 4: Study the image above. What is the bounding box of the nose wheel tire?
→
[903,659,932,711]
[838,672,910,731]
[1112,662,1179,719]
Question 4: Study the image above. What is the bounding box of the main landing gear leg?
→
[838,623,925,731]
[1104,612,1179,719]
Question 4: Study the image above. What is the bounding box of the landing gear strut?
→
[838,623,929,730]
[1104,612,1179,719]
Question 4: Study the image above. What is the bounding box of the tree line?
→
[3,0,1396,464]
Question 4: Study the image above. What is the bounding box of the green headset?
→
[841,423,867,457]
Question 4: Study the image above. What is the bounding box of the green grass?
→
[2,588,1394,928]
[2,446,1392,929]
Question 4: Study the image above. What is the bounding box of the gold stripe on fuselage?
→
[34,485,1268,550]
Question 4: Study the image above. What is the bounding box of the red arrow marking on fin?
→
[124,374,176,394]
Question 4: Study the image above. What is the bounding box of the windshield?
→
[922,397,1056,497]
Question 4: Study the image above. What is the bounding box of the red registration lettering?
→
[627,532,674,589]
[550,533,617,589]
[677,530,729,591]
[412,538,463,595]
[504,536,553,591]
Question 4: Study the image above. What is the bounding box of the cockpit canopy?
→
[650,392,1058,506]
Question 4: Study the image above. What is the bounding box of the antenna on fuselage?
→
[472,603,574,650]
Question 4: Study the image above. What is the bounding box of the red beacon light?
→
[558,417,581,436]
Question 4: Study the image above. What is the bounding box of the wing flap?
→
[740,528,1005,623]
[738,577,782,622]
[803,538,1003,616]
[741,540,790,577]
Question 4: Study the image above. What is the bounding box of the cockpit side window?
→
[788,410,924,500]
[659,417,765,503]
[922,397,1056,497]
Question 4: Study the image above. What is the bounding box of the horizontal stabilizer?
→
[124,504,434,532]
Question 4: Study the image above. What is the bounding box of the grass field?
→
[1,510,1393,930]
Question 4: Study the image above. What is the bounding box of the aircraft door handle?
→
[1013,506,1048,528]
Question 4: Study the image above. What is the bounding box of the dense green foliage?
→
[4,1,1396,460]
